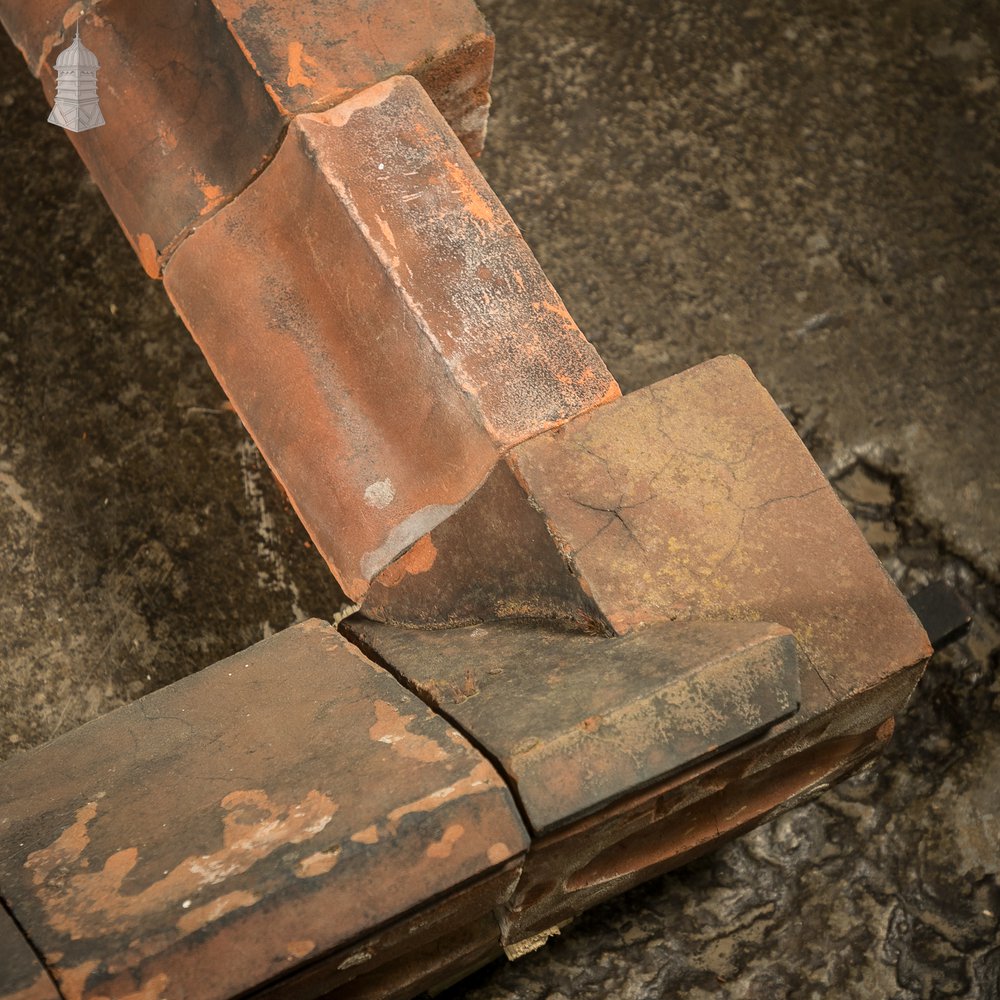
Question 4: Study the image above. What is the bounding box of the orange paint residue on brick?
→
[369,700,448,763]
[388,760,500,825]
[443,159,495,224]
[286,41,318,89]
[55,959,100,1000]
[287,939,316,960]
[486,842,511,864]
[177,891,258,934]
[212,0,249,19]
[193,172,226,216]
[295,848,340,878]
[61,4,85,30]
[312,77,395,128]
[120,972,170,1000]
[425,823,465,858]
[24,789,337,944]
[531,298,578,333]
[135,233,158,278]
[27,801,96,883]
[376,535,438,588]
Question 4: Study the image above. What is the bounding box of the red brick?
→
[347,598,914,943]
[22,0,493,276]
[164,75,619,602]
[351,356,930,940]
[0,620,528,1000]
[213,0,495,153]
[344,617,800,834]
[0,0,76,77]
[0,906,58,1000]
[364,355,929,711]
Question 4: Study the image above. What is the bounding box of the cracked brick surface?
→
[4,0,494,277]
[354,357,930,946]
[1,0,997,993]
[164,74,618,603]
[365,355,930,711]
[344,617,800,835]
[0,905,58,1000]
[0,620,529,1000]
[510,357,929,698]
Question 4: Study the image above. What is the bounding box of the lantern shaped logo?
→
[47,21,105,133]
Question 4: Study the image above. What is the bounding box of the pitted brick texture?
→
[12,0,494,276]
[165,76,619,602]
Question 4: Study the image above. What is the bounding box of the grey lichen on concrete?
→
[1,0,999,996]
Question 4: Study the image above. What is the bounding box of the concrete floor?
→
[2,0,999,996]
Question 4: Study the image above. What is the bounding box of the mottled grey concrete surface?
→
[1,0,999,996]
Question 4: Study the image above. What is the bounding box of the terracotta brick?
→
[164,75,619,602]
[364,354,930,709]
[361,457,608,628]
[498,707,904,941]
[212,0,495,153]
[0,620,529,1000]
[508,356,931,702]
[348,603,917,942]
[349,343,931,935]
[0,0,77,77]
[21,0,493,276]
[344,617,800,834]
[347,360,931,935]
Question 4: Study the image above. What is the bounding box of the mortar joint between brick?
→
[337,622,541,839]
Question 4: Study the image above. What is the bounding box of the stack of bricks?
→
[0,3,931,999]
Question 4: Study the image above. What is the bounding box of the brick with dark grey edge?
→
[0,619,529,1000]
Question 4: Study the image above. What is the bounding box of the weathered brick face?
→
[17,0,494,276]
[0,621,529,1000]
[0,0,75,76]
[365,354,931,712]
[165,75,618,601]
[0,4,935,993]
[212,0,496,152]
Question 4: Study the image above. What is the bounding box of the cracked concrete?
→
[1,0,999,996]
